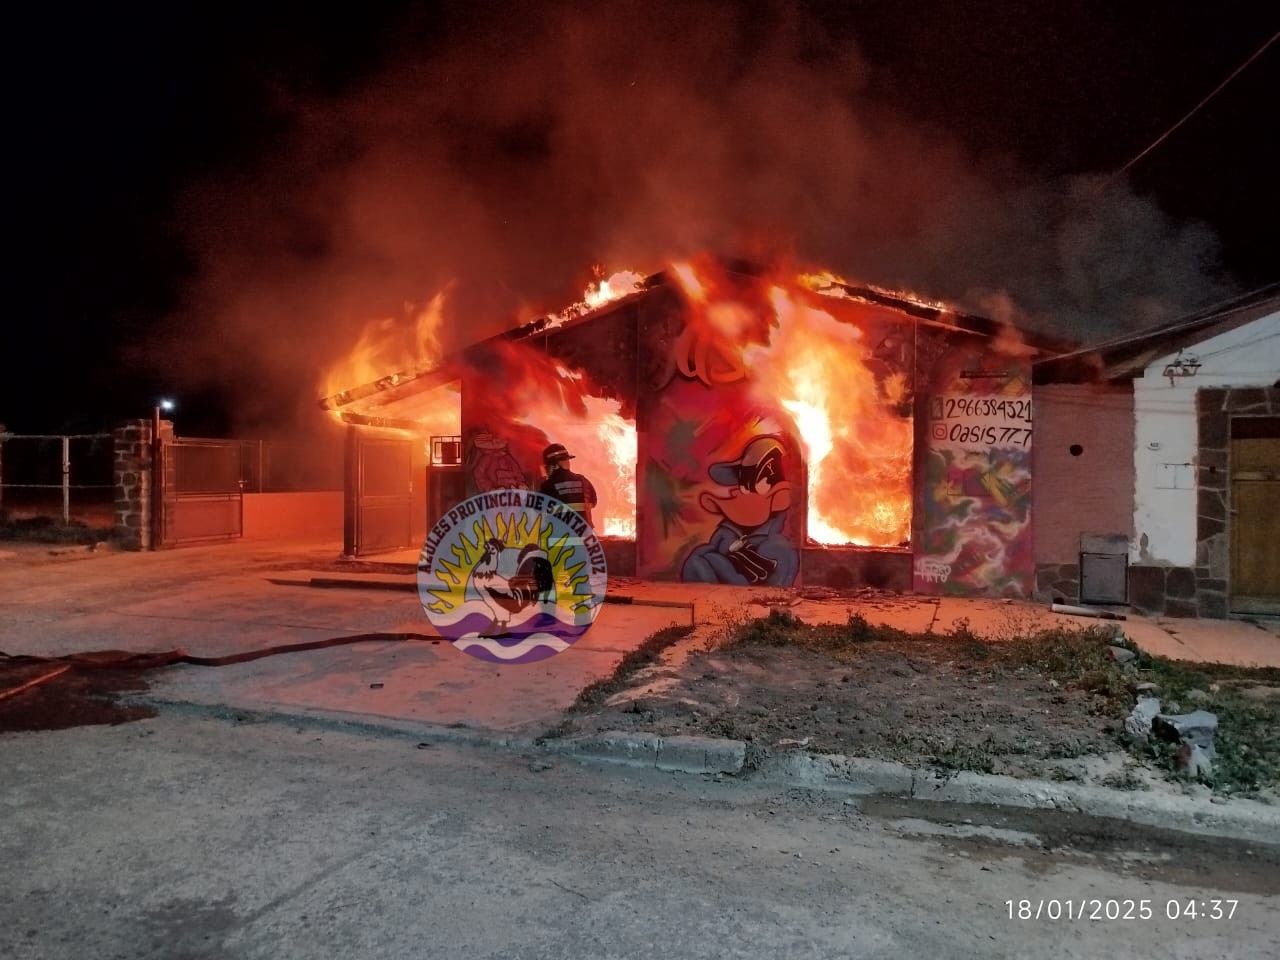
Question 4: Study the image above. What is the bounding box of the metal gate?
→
[167,438,244,544]
[344,429,415,556]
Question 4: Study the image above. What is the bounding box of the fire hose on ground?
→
[0,633,438,702]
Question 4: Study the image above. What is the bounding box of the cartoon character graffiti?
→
[680,435,799,586]
[467,432,528,493]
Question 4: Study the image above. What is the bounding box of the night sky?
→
[5,1,1277,435]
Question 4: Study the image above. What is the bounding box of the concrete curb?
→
[542,731,747,774]
[137,699,1280,845]
[542,731,1280,845]
[754,749,1280,845]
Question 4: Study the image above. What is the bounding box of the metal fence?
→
[0,432,114,525]
[237,438,343,493]
[0,431,345,530]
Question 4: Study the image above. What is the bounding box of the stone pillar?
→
[113,419,153,550]
[113,418,175,550]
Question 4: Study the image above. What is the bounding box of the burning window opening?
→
[670,260,915,549]
[431,435,463,466]
[460,342,638,540]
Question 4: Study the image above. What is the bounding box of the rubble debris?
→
[1124,696,1162,741]
[1108,645,1138,664]
[1050,602,1127,621]
[1175,742,1214,779]
[1153,710,1219,751]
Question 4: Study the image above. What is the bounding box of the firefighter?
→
[539,442,598,528]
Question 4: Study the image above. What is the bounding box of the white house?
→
[1034,285,1279,618]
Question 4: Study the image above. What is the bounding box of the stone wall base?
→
[1034,563,1080,605]
[1128,564,1227,619]
[1035,561,1228,619]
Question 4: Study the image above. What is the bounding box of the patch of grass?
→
[1000,626,1132,710]
[662,609,1280,793]
[944,617,992,660]
[883,730,1003,776]
[720,609,918,660]
[1128,652,1280,795]
[568,623,696,712]
[721,613,1130,710]
[0,515,111,545]
[1098,767,1150,791]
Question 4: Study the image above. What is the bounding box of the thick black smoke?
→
[151,0,1237,431]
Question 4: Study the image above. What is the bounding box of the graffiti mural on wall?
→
[466,432,530,494]
[637,367,801,586]
[681,434,800,586]
[913,341,1034,598]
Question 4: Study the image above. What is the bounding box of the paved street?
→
[2,714,1278,960]
[3,541,1279,957]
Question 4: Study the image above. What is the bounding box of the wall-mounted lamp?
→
[1162,355,1202,386]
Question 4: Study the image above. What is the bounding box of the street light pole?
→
[150,399,174,550]
[151,405,161,549]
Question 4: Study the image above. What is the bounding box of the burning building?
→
[321,258,1068,598]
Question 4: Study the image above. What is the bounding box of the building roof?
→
[1033,283,1280,385]
[320,259,1074,426]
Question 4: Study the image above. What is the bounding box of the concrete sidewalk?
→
[7,540,1280,843]
[4,539,1277,739]
[0,540,689,735]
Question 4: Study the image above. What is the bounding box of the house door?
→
[1231,416,1280,615]
[344,427,415,557]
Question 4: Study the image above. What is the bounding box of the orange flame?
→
[512,392,637,538]
[322,276,640,537]
[322,293,446,403]
[548,269,646,328]
[747,285,912,546]
[321,262,917,547]
[672,261,914,547]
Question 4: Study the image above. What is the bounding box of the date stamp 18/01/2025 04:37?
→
[1005,899,1240,921]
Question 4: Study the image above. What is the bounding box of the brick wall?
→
[1032,383,1134,602]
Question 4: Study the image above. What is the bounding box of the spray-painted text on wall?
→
[929,394,1033,451]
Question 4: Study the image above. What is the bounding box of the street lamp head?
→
[158,398,176,412]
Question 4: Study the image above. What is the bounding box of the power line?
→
[1110,30,1279,182]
